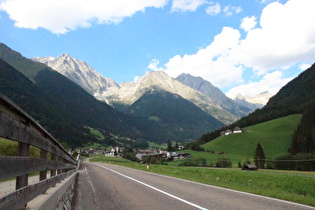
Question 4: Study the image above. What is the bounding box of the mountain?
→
[234,94,263,111]
[32,54,119,99]
[175,73,259,118]
[33,54,251,125]
[0,43,224,145]
[0,43,146,147]
[0,57,98,147]
[267,64,315,109]
[126,89,223,141]
[104,71,239,125]
[235,91,273,106]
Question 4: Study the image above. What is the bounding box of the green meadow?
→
[169,114,302,166]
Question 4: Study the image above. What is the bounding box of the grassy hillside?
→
[170,114,302,166]
[198,63,315,146]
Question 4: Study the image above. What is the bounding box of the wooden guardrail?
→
[0,93,77,209]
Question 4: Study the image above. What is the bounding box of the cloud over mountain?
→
[149,0,315,97]
[231,0,315,74]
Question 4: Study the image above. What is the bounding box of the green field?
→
[86,127,105,140]
[170,114,302,166]
[90,155,315,207]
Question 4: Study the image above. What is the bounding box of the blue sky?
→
[0,0,314,98]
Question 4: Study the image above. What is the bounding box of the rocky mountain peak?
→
[32,56,55,64]
[235,91,273,105]
[175,73,260,118]
[176,73,206,87]
[32,54,119,98]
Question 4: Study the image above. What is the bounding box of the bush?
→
[185,142,204,151]
[216,157,232,168]
[122,152,139,162]
[142,156,167,165]
[267,154,315,171]
[179,158,207,167]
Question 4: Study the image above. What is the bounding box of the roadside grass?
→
[167,149,238,166]
[0,138,40,157]
[90,155,315,207]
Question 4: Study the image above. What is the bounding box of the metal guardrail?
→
[0,94,77,209]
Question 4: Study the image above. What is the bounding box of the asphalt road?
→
[74,161,314,210]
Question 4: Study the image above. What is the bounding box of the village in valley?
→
[75,126,245,165]
[78,145,191,162]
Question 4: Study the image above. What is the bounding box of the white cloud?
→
[226,71,292,98]
[0,0,168,34]
[160,0,315,96]
[223,5,242,16]
[148,59,164,71]
[240,16,257,32]
[231,0,315,75]
[205,2,221,16]
[171,0,208,12]
[134,76,140,82]
[164,27,243,88]
[299,63,311,71]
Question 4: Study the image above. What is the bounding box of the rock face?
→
[32,54,119,99]
[235,91,273,106]
[175,73,259,118]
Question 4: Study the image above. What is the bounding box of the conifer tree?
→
[175,142,179,151]
[167,141,173,152]
[254,143,266,169]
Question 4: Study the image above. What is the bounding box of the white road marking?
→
[92,163,208,210]
[93,162,315,210]
[85,167,100,210]
[132,167,315,209]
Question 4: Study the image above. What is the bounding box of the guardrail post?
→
[16,142,29,190]
[51,153,57,177]
[40,149,48,181]
[57,156,62,175]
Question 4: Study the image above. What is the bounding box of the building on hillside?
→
[220,127,243,136]
[138,149,155,154]
[105,146,124,157]
[225,129,233,135]
[136,153,167,161]
[233,126,243,134]
[178,145,184,150]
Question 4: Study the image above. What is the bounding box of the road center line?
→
[92,163,208,210]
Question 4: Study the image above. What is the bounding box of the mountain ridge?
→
[175,73,259,118]
[104,70,239,124]
[0,42,225,145]
[33,53,262,125]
